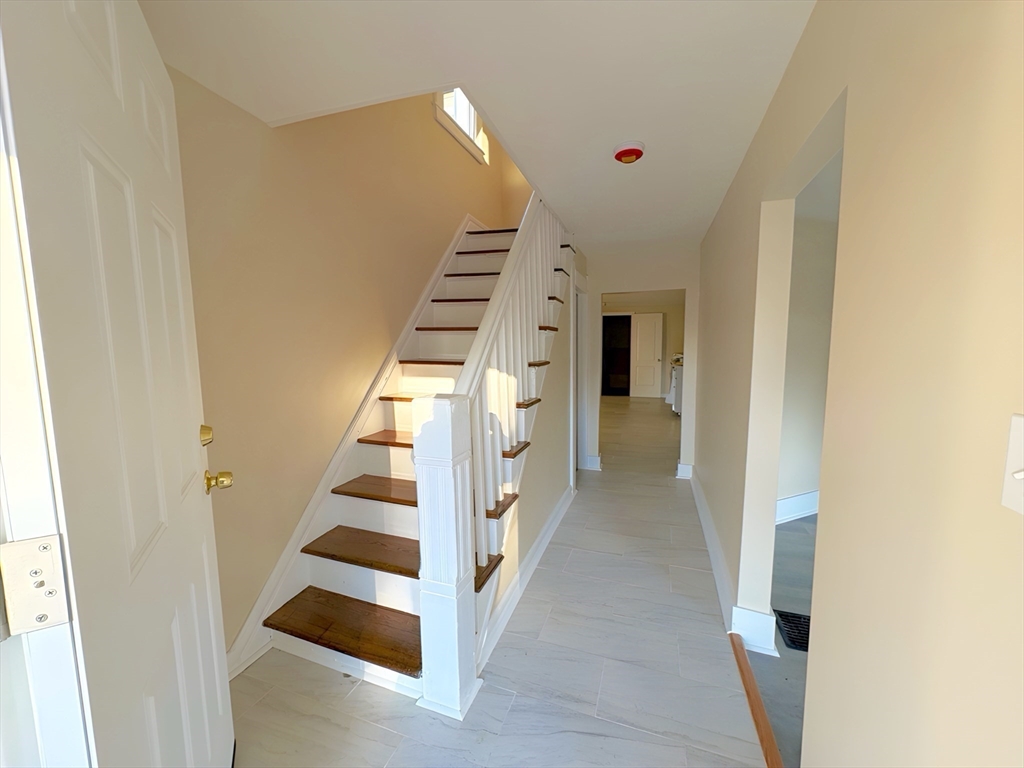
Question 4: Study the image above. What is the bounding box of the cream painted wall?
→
[777,217,837,500]
[585,243,699,468]
[599,295,685,397]
[695,2,1023,765]
[169,70,530,646]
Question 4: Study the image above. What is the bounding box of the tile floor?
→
[230,396,764,767]
[748,514,817,767]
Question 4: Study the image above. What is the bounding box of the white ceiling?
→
[141,0,814,253]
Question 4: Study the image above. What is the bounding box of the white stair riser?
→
[455,253,507,273]
[442,275,500,299]
[400,362,465,382]
[329,494,419,540]
[460,231,516,251]
[355,443,415,479]
[426,303,489,327]
[307,556,420,615]
[414,331,476,358]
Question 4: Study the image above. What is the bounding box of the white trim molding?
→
[776,490,818,524]
[676,463,693,479]
[731,606,779,657]
[690,471,734,631]
[581,454,602,472]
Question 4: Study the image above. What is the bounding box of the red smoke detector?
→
[613,141,645,164]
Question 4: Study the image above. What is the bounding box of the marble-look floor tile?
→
[334,681,512,765]
[549,527,632,556]
[242,648,360,710]
[563,548,672,592]
[236,687,402,768]
[584,513,674,541]
[686,745,765,768]
[503,595,552,639]
[538,603,680,675]
[597,659,762,764]
[385,738,485,768]
[487,694,687,768]
[620,538,713,570]
[677,630,745,690]
[482,633,605,716]
[536,543,573,571]
[230,674,273,720]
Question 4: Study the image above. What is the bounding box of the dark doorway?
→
[602,315,631,396]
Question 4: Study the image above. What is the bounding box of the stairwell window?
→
[434,87,489,164]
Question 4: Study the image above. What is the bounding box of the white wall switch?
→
[1002,414,1024,515]
[0,534,70,635]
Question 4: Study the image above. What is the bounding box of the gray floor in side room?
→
[748,514,817,767]
[230,396,764,767]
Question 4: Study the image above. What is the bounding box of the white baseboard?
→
[477,485,576,673]
[676,463,693,479]
[581,454,602,471]
[776,490,818,524]
[731,606,779,657]
[228,635,273,680]
[690,471,735,631]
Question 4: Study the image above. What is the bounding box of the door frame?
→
[572,272,589,480]
[0,43,93,764]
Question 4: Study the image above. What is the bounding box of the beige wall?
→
[777,217,837,500]
[695,2,1023,765]
[170,70,530,646]
[585,243,700,470]
[600,292,686,396]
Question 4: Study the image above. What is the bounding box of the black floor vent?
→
[775,610,810,652]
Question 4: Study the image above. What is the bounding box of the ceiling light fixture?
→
[613,141,645,164]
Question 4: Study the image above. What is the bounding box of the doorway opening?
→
[749,150,842,767]
[601,315,631,395]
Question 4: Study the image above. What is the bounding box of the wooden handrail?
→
[728,632,784,768]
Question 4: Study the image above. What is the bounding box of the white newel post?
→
[412,394,483,720]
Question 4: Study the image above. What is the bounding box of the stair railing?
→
[410,193,565,719]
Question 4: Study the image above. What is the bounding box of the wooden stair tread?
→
[332,474,416,506]
[416,326,479,332]
[554,267,569,276]
[379,392,436,402]
[502,441,530,459]
[516,398,541,409]
[486,493,518,520]
[539,325,558,332]
[561,243,576,253]
[548,296,564,304]
[399,358,467,365]
[475,554,504,593]
[264,586,421,678]
[358,429,412,448]
[445,272,501,278]
[302,526,419,578]
[467,228,518,235]
[431,298,489,303]
[528,360,551,367]
[456,248,511,255]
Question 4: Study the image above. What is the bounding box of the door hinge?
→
[0,534,71,635]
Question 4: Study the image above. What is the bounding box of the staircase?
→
[258,196,570,715]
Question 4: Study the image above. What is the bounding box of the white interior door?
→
[630,313,664,398]
[2,3,233,766]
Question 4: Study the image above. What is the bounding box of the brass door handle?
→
[205,470,233,494]
[199,424,214,446]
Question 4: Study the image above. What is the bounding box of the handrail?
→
[454,192,541,396]
[728,632,784,768]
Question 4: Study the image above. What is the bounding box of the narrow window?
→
[434,87,489,164]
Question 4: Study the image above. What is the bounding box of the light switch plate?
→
[0,534,70,635]
[1002,414,1024,515]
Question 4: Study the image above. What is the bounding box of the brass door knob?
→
[204,470,233,494]
[199,425,214,446]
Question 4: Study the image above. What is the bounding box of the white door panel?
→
[630,313,663,398]
[2,2,233,765]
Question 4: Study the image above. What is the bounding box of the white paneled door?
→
[2,2,233,766]
[630,313,664,398]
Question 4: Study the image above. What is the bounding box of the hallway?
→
[229,397,763,767]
